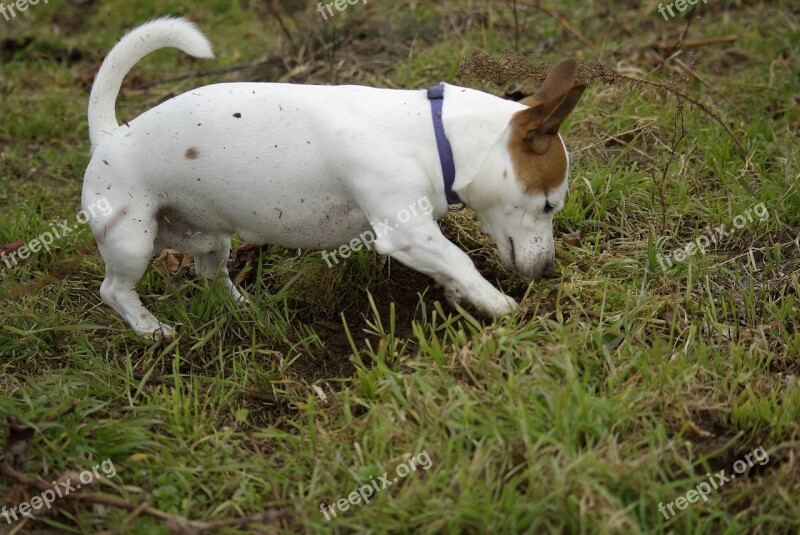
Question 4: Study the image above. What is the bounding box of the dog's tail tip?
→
[123,16,216,58]
[88,16,214,153]
[159,16,216,59]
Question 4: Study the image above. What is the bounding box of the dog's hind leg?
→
[94,211,177,340]
[154,220,243,302]
[194,237,244,302]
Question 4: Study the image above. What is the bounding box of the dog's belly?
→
[153,187,372,249]
[225,198,372,249]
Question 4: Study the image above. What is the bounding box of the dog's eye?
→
[544,201,555,214]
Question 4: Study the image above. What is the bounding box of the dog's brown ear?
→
[522,58,579,107]
[512,59,585,153]
[534,84,586,135]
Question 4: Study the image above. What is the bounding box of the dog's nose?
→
[525,257,556,280]
[541,259,556,279]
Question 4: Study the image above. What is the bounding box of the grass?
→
[0,0,798,533]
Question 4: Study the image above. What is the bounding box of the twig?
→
[516,1,596,50]
[8,516,29,535]
[328,23,338,84]
[511,0,520,52]
[615,71,748,164]
[672,57,746,118]
[597,69,754,195]
[133,57,282,90]
[682,35,738,48]
[676,7,695,48]
[0,240,25,257]
[0,463,285,534]
[655,102,686,233]
[459,50,759,200]
[0,240,97,301]
[265,0,298,57]
[460,51,748,164]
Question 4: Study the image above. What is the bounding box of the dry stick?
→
[0,463,284,534]
[664,8,740,162]
[663,4,730,102]
[478,52,747,163]
[0,241,97,301]
[8,517,29,535]
[328,22,338,85]
[133,57,282,90]
[615,72,748,161]
[602,71,755,197]
[265,0,298,57]
[511,0,520,52]
[643,4,736,50]
[2,209,125,301]
[681,35,738,48]
[0,240,25,258]
[676,6,696,48]
[516,1,596,50]
[672,57,746,118]
[663,12,746,132]
[656,102,687,233]
[460,50,756,198]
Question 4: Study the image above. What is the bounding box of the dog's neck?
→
[438,85,526,206]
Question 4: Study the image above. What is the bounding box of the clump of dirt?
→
[296,259,442,364]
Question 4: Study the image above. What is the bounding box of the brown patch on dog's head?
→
[508,59,585,196]
[184,147,200,160]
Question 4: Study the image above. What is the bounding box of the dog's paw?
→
[478,293,519,318]
[231,287,249,305]
[446,285,518,318]
[135,324,177,341]
[443,286,464,307]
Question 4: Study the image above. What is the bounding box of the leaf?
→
[562,230,582,247]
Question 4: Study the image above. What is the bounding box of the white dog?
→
[82,18,585,339]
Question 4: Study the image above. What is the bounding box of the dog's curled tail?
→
[88,17,214,152]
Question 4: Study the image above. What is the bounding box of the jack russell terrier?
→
[82,18,585,339]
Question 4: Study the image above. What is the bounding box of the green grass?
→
[1,0,798,533]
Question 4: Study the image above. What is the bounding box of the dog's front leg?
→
[372,218,518,317]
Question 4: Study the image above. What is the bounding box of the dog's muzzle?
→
[508,237,556,280]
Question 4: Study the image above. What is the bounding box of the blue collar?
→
[427,84,462,206]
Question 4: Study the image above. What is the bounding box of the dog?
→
[82,18,585,339]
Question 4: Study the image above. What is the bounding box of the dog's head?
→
[469,59,585,280]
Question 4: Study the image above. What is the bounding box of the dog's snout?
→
[541,259,556,279]
[528,259,555,280]
[501,236,556,280]
[520,255,556,280]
